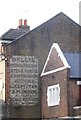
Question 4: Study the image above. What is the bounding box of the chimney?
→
[24,19,27,26]
[19,19,22,26]
[18,19,30,32]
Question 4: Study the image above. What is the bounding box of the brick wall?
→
[5,62,10,103]
[41,69,69,118]
[41,70,79,119]
[67,79,79,116]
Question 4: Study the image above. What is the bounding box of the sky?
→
[0,0,80,36]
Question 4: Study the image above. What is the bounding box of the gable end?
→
[41,43,70,76]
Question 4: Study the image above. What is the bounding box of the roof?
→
[41,43,70,76]
[2,26,30,41]
[3,12,81,45]
[64,53,81,78]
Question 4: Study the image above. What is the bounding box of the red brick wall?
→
[67,79,79,116]
[5,63,10,102]
[5,46,10,103]
[44,47,64,73]
[41,69,69,118]
[41,70,80,119]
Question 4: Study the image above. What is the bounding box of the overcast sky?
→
[0,0,80,36]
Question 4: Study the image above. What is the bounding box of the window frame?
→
[47,84,60,107]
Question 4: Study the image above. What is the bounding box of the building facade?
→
[0,12,81,119]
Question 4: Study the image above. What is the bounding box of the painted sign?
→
[10,56,38,106]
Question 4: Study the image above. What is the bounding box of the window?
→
[47,84,60,106]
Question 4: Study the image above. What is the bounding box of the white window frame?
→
[47,84,60,107]
[77,81,81,85]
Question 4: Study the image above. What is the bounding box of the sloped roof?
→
[64,53,81,78]
[3,12,81,45]
[41,43,70,76]
[2,26,30,41]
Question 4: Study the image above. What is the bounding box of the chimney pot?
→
[24,19,27,26]
[19,19,22,26]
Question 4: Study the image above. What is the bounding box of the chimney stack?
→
[18,19,30,32]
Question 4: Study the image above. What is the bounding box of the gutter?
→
[0,39,12,44]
